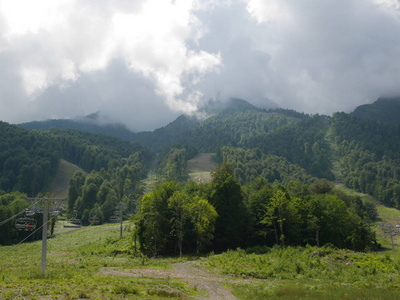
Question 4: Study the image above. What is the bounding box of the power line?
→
[0,210,58,261]
[0,199,42,228]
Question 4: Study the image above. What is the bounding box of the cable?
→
[0,199,44,228]
[0,211,58,261]
[0,210,26,227]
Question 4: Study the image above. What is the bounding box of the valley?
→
[2,97,400,298]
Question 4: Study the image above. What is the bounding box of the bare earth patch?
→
[99,261,237,300]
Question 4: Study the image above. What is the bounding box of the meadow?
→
[1,198,400,299]
[0,223,196,299]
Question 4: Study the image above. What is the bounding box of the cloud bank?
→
[0,0,400,130]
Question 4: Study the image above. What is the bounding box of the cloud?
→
[1,0,400,130]
[195,0,400,114]
[0,0,220,129]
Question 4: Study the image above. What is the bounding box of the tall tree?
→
[191,197,218,253]
[210,163,248,250]
[168,191,192,257]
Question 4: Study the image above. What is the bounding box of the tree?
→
[168,191,192,257]
[191,197,218,253]
[261,187,299,247]
[68,171,86,211]
[136,181,179,256]
[210,163,248,250]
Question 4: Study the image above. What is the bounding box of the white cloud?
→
[244,0,290,24]
[196,0,400,114]
[0,0,400,130]
[0,0,221,128]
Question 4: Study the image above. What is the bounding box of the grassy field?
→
[2,217,400,299]
[0,223,196,299]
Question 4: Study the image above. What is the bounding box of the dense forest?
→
[1,97,400,251]
[134,164,378,256]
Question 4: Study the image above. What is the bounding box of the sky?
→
[1,0,400,131]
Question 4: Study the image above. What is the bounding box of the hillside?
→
[187,153,217,183]
[4,97,400,298]
[18,113,136,140]
[351,96,400,127]
[48,159,84,197]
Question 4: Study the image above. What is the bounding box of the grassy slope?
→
[0,223,195,299]
[334,184,400,250]
[187,153,217,183]
[48,159,83,197]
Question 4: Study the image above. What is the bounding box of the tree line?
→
[134,164,378,257]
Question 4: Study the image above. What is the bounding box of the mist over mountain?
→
[18,112,135,140]
[17,98,277,143]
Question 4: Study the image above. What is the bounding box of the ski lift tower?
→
[116,203,127,238]
[27,197,66,276]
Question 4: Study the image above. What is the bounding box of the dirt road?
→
[100,261,237,300]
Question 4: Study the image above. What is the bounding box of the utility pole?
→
[116,203,127,238]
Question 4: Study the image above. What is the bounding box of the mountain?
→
[350,97,400,127]
[129,114,200,151]
[18,112,136,141]
[17,98,269,151]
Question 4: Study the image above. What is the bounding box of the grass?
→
[187,153,216,183]
[200,246,400,299]
[0,223,197,299]
[49,159,83,198]
[334,184,400,250]
[3,178,400,299]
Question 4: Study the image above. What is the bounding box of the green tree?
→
[168,191,192,257]
[68,171,86,211]
[136,181,179,256]
[210,163,248,250]
[190,197,218,253]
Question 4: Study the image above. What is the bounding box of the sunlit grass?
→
[200,246,400,299]
[0,223,196,299]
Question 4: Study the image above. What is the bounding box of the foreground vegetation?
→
[1,220,400,299]
[0,223,197,299]
[202,246,400,299]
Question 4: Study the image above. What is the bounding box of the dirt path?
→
[99,261,237,300]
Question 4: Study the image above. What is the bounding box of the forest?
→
[1,97,400,253]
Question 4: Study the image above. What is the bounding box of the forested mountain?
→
[3,96,400,251]
[13,97,400,210]
[19,112,136,141]
[351,97,400,127]
[0,122,60,195]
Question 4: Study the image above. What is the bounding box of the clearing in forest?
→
[188,153,217,183]
[49,159,83,197]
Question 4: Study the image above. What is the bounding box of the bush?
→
[245,245,271,254]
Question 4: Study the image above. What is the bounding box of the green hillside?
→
[48,159,84,197]
[4,97,400,298]
[351,97,400,127]
[3,97,400,250]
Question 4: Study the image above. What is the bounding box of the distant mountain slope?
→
[177,108,308,153]
[351,97,400,127]
[17,98,277,152]
[129,114,200,151]
[18,116,135,141]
